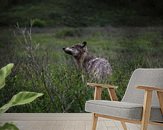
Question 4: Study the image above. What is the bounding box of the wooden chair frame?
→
[87,83,163,130]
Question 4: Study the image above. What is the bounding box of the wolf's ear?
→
[82,41,87,48]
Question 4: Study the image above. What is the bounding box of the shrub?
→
[31,18,46,27]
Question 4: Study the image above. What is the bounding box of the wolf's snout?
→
[63,47,73,55]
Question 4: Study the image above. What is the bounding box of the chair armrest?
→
[137,85,163,92]
[87,82,118,89]
[137,85,163,116]
[137,85,163,123]
[87,82,118,101]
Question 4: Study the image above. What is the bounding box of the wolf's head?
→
[63,41,87,58]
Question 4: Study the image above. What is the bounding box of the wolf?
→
[63,41,112,80]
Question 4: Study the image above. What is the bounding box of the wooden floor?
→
[0,113,140,130]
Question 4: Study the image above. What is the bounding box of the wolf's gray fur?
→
[63,41,112,80]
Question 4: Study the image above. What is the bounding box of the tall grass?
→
[0,26,163,112]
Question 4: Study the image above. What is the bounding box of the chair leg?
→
[141,90,152,130]
[141,122,148,130]
[92,113,98,130]
[121,121,127,130]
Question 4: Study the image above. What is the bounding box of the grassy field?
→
[0,26,163,112]
[1,0,163,27]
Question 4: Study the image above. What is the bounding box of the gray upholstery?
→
[122,68,163,106]
[85,69,163,122]
[85,100,163,122]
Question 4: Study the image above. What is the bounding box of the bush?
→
[31,18,46,27]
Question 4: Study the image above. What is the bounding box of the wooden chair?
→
[85,68,163,130]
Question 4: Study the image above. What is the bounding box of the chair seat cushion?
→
[85,100,163,122]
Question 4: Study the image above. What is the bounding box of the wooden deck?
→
[0,113,140,130]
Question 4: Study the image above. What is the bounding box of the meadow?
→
[1,0,163,27]
[0,26,163,113]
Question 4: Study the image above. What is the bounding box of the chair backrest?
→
[122,68,163,107]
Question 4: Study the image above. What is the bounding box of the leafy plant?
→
[0,91,43,114]
[0,123,19,130]
[0,63,43,130]
[0,64,14,89]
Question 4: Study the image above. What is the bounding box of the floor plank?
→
[0,113,134,130]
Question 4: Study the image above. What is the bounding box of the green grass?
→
[0,26,163,112]
[1,0,163,27]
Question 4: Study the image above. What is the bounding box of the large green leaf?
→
[0,63,14,89]
[0,92,43,113]
[0,123,19,130]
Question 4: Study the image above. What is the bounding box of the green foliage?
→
[0,123,19,130]
[0,64,43,129]
[0,63,14,89]
[31,18,46,27]
[0,92,43,113]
